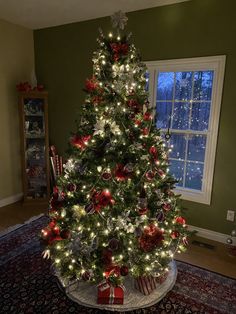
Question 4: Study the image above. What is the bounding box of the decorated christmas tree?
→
[42,11,189,300]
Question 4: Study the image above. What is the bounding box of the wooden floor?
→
[0,201,235,279]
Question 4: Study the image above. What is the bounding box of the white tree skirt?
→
[60,261,177,312]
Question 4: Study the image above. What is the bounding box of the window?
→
[146,56,226,204]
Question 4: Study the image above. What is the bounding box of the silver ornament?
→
[231,230,236,237]
[111,11,128,30]
[226,237,233,245]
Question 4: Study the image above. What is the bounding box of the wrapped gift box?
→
[134,275,157,295]
[134,271,168,295]
[97,281,124,305]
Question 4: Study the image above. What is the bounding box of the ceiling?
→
[0,0,190,30]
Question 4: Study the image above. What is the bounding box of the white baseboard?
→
[188,224,235,245]
[0,193,23,208]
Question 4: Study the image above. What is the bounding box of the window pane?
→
[156,102,172,129]
[175,71,193,101]
[188,135,206,162]
[172,102,190,130]
[193,71,214,101]
[157,72,174,101]
[169,133,186,159]
[190,102,210,131]
[185,162,203,190]
[169,160,184,187]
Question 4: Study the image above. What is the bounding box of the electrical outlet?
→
[226,210,235,222]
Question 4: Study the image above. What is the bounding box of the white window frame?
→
[146,56,226,205]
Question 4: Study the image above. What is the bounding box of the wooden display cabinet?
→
[18,91,50,203]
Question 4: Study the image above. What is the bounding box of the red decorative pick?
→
[139,224,164,252]
[114,164,131,181]
[91,189,115,212]
[85,76,99,92]
[16,81,44,92]
[70,134,91,150]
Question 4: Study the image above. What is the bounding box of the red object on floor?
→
[97,281,124,304]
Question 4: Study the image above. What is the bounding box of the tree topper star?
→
[111,11,128,30]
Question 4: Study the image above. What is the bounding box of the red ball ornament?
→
[175,216,186,225]
[67,183,76,192]
[134,119,141,126]
[143,112,152,121]
[171,231,180,239]
[163,203,171,211]
[145,170,155,181]
[102,172,112,181]
[142,127,149,135]
[120,265,129,276]
[149,146,157,157]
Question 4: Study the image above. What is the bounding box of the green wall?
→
[0,19,34,200]
[34,0,236,234]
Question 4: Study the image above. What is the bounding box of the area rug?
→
[0,215,235,314]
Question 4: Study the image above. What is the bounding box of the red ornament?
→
[149,146,158,160]
[157,169,165,178]
[16,81,44,92]
[70,134,91,150]
[126,99,141,113]
[85,76,98,92]
[175,216,186,225]
[143,112,152,121]
[120,266,129,276]
[109,238,120,251]
[139,224,164,252]
[134,119,142,126]
[171,231,180,239]
[142,128,149,136]
[102,172,112,181]
[115,164,131,181]
[163,203,171,211]
[42,220,63,245]
[67,183,76,192]
[145,170,155,181]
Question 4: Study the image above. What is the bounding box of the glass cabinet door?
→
[19,92,50,202]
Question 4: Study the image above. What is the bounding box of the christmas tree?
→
[42,12,189,290]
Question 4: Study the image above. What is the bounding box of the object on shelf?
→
[16,81,44,92]
[50,145,63,183]
[97,281,124,305]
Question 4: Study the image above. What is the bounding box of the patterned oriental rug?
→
[0,215,236,314]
